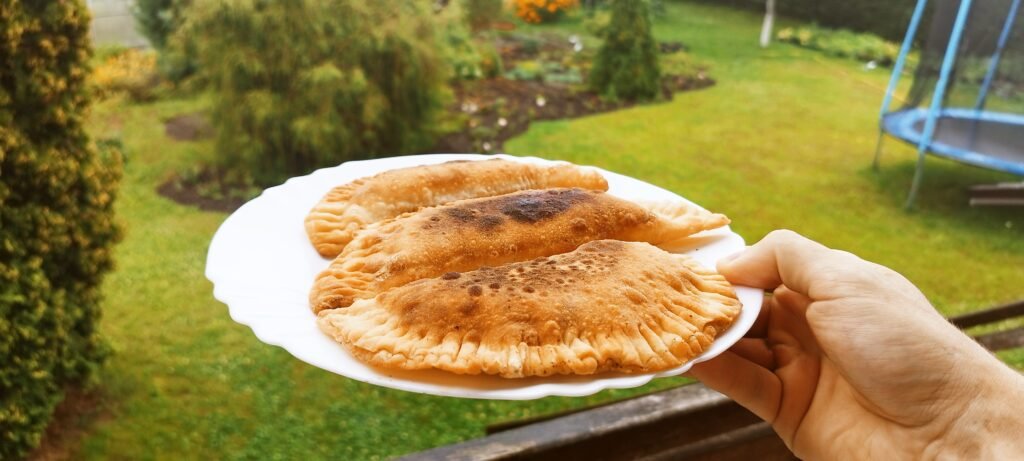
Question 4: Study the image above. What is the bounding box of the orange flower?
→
[514,0,578,23]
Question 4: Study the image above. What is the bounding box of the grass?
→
[73,1,1023,459]
[82,96,687,460]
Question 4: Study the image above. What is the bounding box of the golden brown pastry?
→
[318,240,742,378]
[305,159,609,257]
[310,188,729,313]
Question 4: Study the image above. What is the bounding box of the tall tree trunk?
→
[760,0,776,48]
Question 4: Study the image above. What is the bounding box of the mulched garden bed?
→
[157,169,248,213]
[431,71,713,154]
[165,112,214,141]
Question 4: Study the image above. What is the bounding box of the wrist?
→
[928,361,1024,459]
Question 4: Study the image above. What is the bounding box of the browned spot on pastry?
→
[441,272,461,280]
[499,189,593,223]
[459,301,478,315]
[445,207,476,222]
[436,188,598,230]
[479,215,504,230]
[468,285,483,296]
[441,206,505,232]
[488,283,501,289]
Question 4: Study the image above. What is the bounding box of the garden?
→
[3,0,1023,459]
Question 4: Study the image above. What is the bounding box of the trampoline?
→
[874,0,1024,207]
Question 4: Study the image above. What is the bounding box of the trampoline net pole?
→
[877,0,929,171]
[973,0,1021,112]
[873,132,885,170]
[966,0,1022,150]
[880,0,931,122]
[906,152,929,209]
[908,0,975,209]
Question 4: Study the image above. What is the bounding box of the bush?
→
[134,0,197,82]
[777,25,902,66]
[464,0,503,31]
[91,48,160,100]
[0,1,123,459]
[159,26,200,85]
[583,9,611,35]
[439,3,503,80]
[660,50,705,78]
[514,0,580,24]
[133,0,191,49]
[590,0,660,101]
[182,0,449,186]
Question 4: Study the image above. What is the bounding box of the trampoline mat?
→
[883,109,1024,175]
[911,117,1024,163]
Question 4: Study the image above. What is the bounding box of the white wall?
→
[86,0,150,48]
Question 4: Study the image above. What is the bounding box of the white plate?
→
[206,153,762,400]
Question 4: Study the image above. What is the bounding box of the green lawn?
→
[74,1,1023,459]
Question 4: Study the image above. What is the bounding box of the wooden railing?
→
[400,300,1024,460]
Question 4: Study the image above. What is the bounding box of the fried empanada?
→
[310,188,729,313]
[318,240,742,377]
[305,159,609,257]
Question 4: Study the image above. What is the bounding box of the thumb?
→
[717,229,863,300]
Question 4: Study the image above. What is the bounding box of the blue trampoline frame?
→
[882,108,1024,175]
[874,0,1024,208]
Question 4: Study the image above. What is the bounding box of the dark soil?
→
[430,73,713,154]
[659,41,689,53]
[157,174,247,213]
[493,32,570,67]
[165,112,213,141]
[27,388,109,461]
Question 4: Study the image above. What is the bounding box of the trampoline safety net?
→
[882,0,1024,177]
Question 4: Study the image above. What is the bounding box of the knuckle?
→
[766,229,801,244]
[763,229,806,253]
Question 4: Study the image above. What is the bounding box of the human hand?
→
[689,230,1024,460]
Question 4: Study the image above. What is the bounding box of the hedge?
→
[0,1,123,458]
[180,0,449,187]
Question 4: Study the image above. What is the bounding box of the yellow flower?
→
[90,48,157,98]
